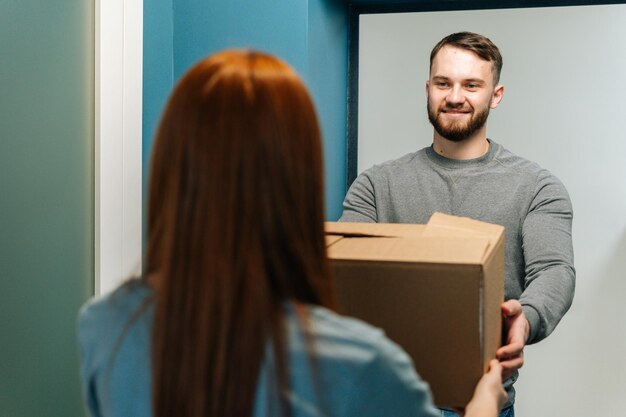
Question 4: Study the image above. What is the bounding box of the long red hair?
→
[146,50,334,417]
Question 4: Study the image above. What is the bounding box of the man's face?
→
[426,46,503,142]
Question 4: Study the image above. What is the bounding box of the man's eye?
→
[466,84,477,89]
[437,82,448,87]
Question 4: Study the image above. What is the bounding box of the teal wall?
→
[0,1,94,416]
[307,0,349,219]
[143,0,174,212]
[143,0,348,220]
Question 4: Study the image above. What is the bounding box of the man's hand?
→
[496,299,530,380]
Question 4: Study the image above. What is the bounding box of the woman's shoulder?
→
[77,279,153,417]
[306,305,386,344]
[282,304,439,416]
[77,279,153,363]
[78,278,152,329]
[290,304,414,372]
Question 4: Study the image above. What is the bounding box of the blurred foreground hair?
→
[147,50,334,417]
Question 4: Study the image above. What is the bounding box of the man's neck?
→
[432,132,489,160]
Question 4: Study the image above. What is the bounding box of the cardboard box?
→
[325,213,504,407]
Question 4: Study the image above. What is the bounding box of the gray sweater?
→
[340,140,575,406]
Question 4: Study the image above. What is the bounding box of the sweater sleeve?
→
[519,169,576,344]
[339,170,378,223]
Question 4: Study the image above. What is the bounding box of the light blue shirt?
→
[78,279,440,417]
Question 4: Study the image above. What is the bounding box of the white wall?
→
[359,5,626,416]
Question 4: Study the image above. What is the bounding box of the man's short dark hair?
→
[430,32,503,83]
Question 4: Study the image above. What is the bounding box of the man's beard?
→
[427,101,490,142]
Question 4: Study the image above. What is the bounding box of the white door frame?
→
[94,0,143,295]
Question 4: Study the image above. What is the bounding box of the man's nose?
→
[446,85,465,106]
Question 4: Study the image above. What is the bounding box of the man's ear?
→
[490,84,504,109]
[425,80,430,99]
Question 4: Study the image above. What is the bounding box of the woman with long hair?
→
[78,50,505,417]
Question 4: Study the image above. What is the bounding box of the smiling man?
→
[427,40,502,148]
[340,32,575,417]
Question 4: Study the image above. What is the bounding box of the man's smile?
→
[441,108,471,117]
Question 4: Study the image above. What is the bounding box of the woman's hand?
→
[462,359,507,417]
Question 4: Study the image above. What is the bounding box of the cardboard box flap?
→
[325,235,343,247]
[328,236,490,264]
[325,221,425,238]
[424,213,504,258]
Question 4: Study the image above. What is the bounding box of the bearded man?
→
[340,32,575,417]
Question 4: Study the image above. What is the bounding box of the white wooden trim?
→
[95,0,143,295]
